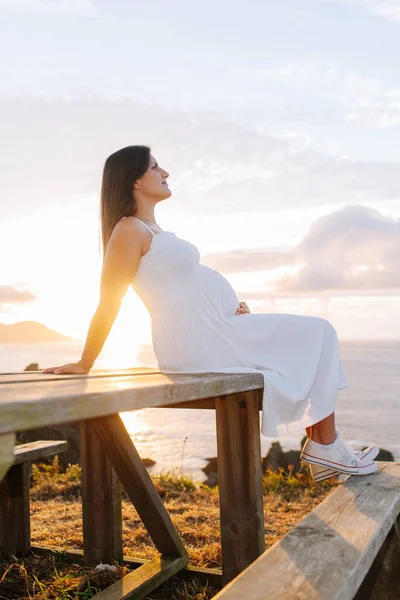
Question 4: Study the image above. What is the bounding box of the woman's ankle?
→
[310,432,337,445]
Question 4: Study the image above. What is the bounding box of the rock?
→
[263,442,287,473]
[201,457,218,487]
[205,472,219,488]
[284,450,301,474]
[24,363,39,371]
[142,458,156,468]
[202,457,218,476]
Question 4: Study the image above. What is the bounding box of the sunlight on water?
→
[120,410,150,436]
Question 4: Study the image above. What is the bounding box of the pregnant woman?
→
[43,145,379,482]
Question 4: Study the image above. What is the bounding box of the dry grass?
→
[0,458,338,599]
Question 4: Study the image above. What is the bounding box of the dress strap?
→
[134,217,156,236]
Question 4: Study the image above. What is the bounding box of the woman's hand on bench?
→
[236,301,250,315]
[41,359,89,375]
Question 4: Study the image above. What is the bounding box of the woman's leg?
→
[305,412,336,444]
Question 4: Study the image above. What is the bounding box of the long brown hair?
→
[99,145,151,258]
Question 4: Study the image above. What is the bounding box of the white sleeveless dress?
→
[127,217,349,438]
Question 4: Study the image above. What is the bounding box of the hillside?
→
[0,321,73,343]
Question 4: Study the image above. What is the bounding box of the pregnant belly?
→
[199,265,239,317]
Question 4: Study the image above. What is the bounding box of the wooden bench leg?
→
[81,421,123,565]
[0,463,30,558]
[88,413,188,560]
[215,389,265,585]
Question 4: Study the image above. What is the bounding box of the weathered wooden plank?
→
[0,372,264,435]
[31,544,223,587]
[0,367,160,384]
[161,398,217,409]
[90,413,187,559]
[213,462,400,600]
[81,421,123,565]
[354,517,400,600]
[161,397,264,410]
[13,440,67,465]
[0,462,30,557]
[93,555,188,600]
[215,389,265,586]
[0,433,16,480]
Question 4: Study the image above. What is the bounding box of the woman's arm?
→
[42,218,145,374]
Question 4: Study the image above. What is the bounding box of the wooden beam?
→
[31,544,223,587]
[160,398,216,409]
[161,397,263,410]
[213,462,400,600]
[0,462,30,557]
[13,440,67,465]
[81,421,123,565]
[93,555,188,600]
[0,373,264,435]
[215,389,265,585]
[89,414,188,559]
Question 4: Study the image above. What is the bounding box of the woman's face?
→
[135,154,171,200]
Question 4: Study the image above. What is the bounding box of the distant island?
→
[0,321,74,343]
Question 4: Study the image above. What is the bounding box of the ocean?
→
[1,339,399,482]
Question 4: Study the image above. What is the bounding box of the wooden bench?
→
[213,461,400,600]
[0,440,67,558]
[0,367,266,599]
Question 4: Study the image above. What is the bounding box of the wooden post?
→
[0,463,30,557]
[89,413,187,559]
[81,420,123,565]
[215,389,265,585]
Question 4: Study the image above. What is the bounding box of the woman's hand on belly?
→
[236,301,251,315]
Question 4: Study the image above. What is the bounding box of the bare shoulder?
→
[112,216,143,235]
[107,216,147,256]
[110,216,146,241]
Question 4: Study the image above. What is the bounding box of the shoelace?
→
[340,443,364,466]
[336,435,366,458]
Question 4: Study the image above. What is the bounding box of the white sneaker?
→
[300,433,378,475]
[309,443,380,482]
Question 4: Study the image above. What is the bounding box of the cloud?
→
[230,64,400,130]
[204,205,400,297]
[323,0,400,23]
[283,204,400,294]
[0,0,95,14]
[1,98,400,219]
[202,247,296,273]
[0,284,36,312]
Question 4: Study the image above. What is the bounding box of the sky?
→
[1,0,400,366]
